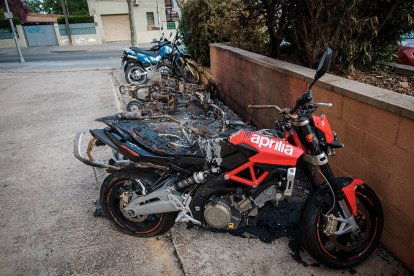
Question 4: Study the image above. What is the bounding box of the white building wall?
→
[87,0,172,44]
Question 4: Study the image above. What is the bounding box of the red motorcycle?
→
[74,48,383,268]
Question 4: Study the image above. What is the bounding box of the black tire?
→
[126,100,143,112]
[182,63,200,84]
[125,64,148,85]
[300,182,383,268]
[100,169,177,237]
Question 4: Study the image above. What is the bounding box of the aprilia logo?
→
[250,134,294,156]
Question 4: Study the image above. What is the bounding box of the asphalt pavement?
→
[0,42,154,70]
[0,45,411,275]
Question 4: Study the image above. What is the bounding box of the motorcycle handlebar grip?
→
[315,102,333,107]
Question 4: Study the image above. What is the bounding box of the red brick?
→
[329,117,364,153]
[334,144,391,200]
[383,174,414,223]
[381,229,414,271]
[397,117,414,154]
[285,77,307,106]
[380,199,413,246]
[329,162,350,178]
[343,97,399,144]
[335,149,367,178]
[358,160,391,203]
[361,133,414,180]
[312,86,343,118]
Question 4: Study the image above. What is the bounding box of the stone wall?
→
[210,43,414,270]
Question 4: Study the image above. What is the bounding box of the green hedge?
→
[0,18,22,28]
[57,15,94,24]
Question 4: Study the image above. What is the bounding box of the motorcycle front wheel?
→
[300,182,383,268]
[182,63,200,84]
[125,64,148,85]
[100,169,177,237]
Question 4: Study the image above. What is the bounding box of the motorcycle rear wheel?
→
[125,64,148,85]
[100,169,177,237]
[300,182,383,268]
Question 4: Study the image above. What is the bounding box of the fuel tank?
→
[229,130,304,166]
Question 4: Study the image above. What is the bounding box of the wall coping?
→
[210,43,414,121]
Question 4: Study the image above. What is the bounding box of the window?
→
[146,12,155,26]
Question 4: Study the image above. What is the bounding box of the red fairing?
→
[342,178,364,216]
[229,130,304,166]
[285,130,308,152]
[226,130,304,187]
[313,114,334,143]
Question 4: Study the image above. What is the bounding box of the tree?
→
[126,0,137,46]
[241,0,291,58]
[287,0,414,71]
[0,0,30,20]
[25,0,89,15]
[179,0,266,64]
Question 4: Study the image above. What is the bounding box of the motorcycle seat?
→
[110,120,203,157]
[130,47,160,57]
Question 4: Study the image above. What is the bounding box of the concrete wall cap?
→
[210,43,414,120]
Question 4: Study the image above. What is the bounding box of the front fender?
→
[341,178,364,216]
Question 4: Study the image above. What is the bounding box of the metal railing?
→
[0,28,19,39]
[58,23,96,36]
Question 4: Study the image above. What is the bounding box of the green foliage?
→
[57,15,93,24]
[179,0,266,65]
[25,0,89,15]
[180,0,414,71]
[287,0,414,71]
[0,18,22,28]
[25,0,44,13]
[0,0,30,20]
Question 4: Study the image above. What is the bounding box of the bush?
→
[181,0,414,71]
[179,0,266,65]
[0,18,21,28]
[57,15,94,24]
[287,0,414,71]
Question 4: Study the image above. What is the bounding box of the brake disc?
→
[328,201,372,252]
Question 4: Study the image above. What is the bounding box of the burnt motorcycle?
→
[74,48,383,268]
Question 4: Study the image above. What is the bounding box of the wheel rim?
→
[128,67,147,84]
[128,103,141,112]
[106,180,163,234]
[184,64,200,83]
[316,191,379,261]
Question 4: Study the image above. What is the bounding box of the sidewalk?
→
[0,42,155,56]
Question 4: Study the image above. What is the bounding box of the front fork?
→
[297,122,361,235]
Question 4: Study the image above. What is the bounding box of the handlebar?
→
[248,102,332,119]
[248,105,282,112]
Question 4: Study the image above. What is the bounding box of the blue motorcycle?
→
[122,33,200,85]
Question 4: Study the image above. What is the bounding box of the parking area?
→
[0,60,410,275]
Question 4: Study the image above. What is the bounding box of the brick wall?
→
[210,43,414,270]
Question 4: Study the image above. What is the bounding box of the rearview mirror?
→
[314,48,332,81]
